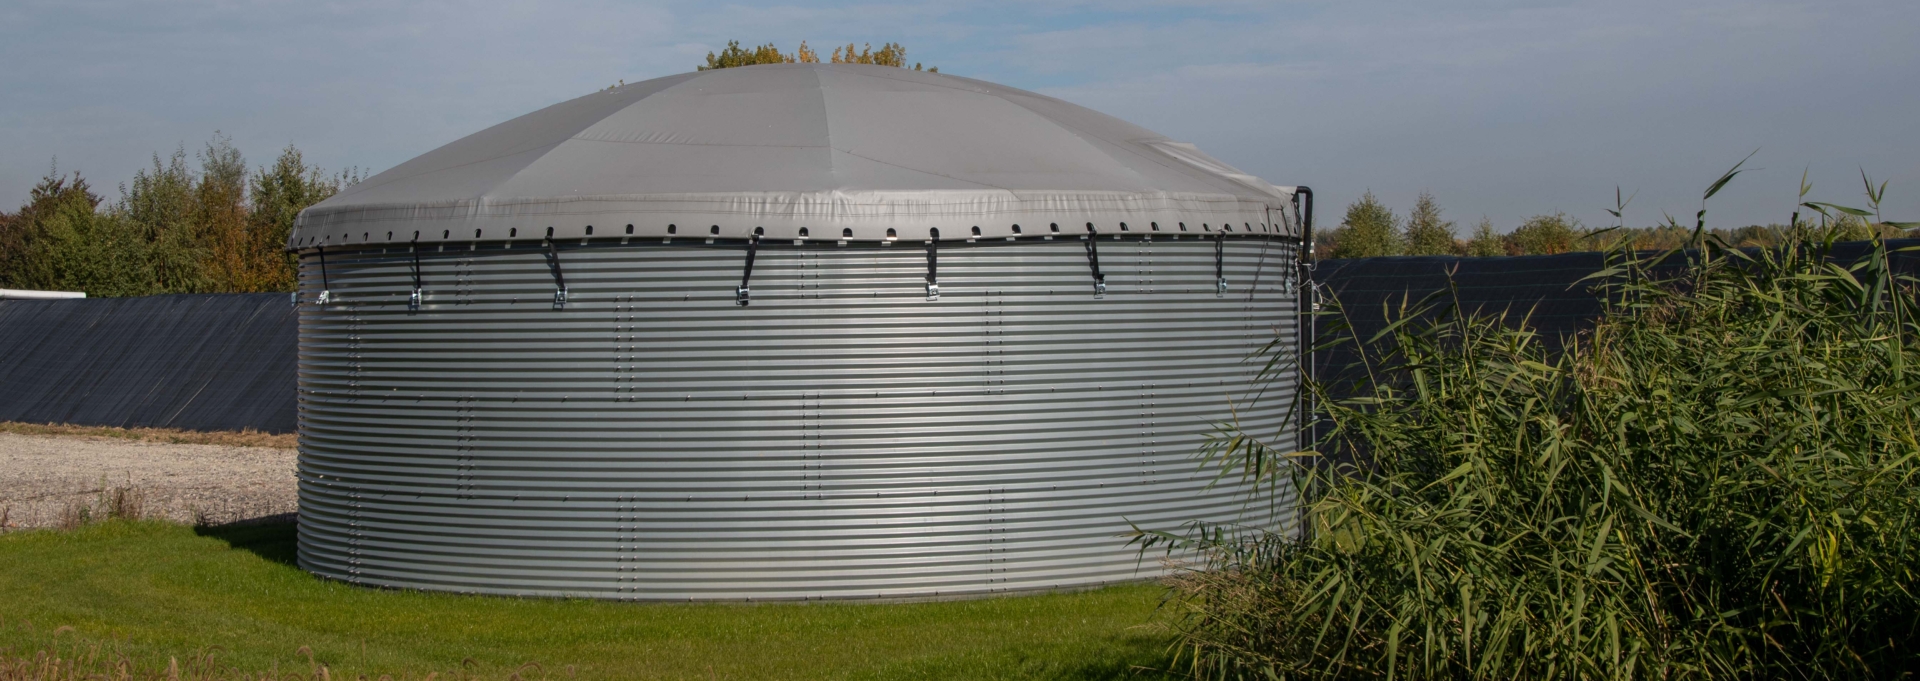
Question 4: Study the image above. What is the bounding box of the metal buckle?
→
[553,287,569,309]
[736,286,750,307]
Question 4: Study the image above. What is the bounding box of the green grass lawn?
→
[0,521,1176,679]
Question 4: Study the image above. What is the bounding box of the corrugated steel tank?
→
[296,233,1300,599]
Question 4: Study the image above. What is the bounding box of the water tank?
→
[290,63,1308,600]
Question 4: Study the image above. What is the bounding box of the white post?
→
[0,289,87,300]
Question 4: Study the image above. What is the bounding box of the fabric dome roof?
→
[291,63,1298,247]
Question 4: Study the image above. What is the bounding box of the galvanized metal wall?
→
[296,235,1300,600]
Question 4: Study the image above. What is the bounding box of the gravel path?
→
[0,432,296,529]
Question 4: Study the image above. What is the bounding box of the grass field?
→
[0,520,1173,679]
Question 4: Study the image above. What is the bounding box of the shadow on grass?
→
[1053,639,1180,681]
[863,632,1179,681]
[193,515,299,568]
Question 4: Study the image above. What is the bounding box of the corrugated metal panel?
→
[0,293,298,433]
[296,235,1300,600]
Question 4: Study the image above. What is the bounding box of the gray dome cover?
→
[291,63,1297,247]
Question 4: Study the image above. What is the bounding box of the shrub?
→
[1402,192,1460,256]
[1505,212,1581,255]
[1151,234,1920,679]
[1327,191,1403,259]
[1463,218,1503,257]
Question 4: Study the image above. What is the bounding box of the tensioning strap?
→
[1084,224,1106,298]
[316,246,332,304]
[925,232,940,301]
[1214,233,1226,296]
[408,242,424,311]
[737,234,759,306]
[546,239,569,309]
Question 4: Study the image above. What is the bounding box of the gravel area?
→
[0,432,296,529]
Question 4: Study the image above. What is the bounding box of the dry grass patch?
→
[0,422,294,450]
[0,638,563,681]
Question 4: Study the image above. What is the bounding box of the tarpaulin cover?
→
[291,63,1299,249]
[1312,239,1920,386]
[0,294,296,433]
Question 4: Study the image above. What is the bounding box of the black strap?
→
[926,238,938,284]
[546,239,569,309]
[1084,226,1105,283]
[409,243,423,291]
[545,239,568,291]
[737,234,759,306]
[318,246,330,291]
[742,234,760,287]
[408,242,424,311]
[1214,233,1224,280]
[925,237,940,300]
[1215,232,1227,296]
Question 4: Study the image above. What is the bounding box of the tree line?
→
[4,37,941,299]
[1320,189,1914,260]
[8,102,1905,296]
[699,40,935,72]
[0,135,357,296]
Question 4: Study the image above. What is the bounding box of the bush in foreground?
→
[1153,233,1920,679]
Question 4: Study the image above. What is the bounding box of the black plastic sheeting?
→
[0,293,297,433]
[1315,251,1609,345]
[1310,239,1920,385]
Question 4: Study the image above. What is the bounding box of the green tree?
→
[4,170,154,296]
[700,41,933,72]
[1464,218,1503,257]
[1402,191,1458,255]
[0,206,20,286]
[700,40,815,70]
[247,145,356,292]
[3,137,355,297]
[1726,224,1781,248]
[193,134,255,292]
[118,146,208,293]
[1507,212,1580,255]
[1327,191,1400,259]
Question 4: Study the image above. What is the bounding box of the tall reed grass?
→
[1149,177,1920,678]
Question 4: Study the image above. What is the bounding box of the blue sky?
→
[4,0,1916,231]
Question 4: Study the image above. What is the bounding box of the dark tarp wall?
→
[0,293,297,433]
[1310,239,1920,386]
[1315,251,1608,344]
